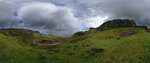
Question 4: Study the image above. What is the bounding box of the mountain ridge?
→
[74,19,150,37]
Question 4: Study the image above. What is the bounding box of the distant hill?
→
[0,28,40,45]
[0,28,40,36]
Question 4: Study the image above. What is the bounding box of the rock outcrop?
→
[75,19,150,37]
[96,19,137,31]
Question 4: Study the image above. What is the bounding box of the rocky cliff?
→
[96,19,137,31]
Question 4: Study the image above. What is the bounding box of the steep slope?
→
[0,33,39,63]
[52,28,150,63]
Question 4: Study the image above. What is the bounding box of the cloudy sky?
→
[0,0,150,35]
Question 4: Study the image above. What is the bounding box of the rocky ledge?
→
[95,19,148,31]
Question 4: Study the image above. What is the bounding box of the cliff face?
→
[96,19,137,31]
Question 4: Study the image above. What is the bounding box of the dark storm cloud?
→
[1,0,150,35]
[0,0,14,27]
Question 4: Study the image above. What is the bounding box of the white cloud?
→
[86,16,108,28]
[17,2,80,35]
[1,0,150,35]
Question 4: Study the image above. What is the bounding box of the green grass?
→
[1,28,150,63]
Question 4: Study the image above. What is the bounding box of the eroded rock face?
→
[96,19,137,31]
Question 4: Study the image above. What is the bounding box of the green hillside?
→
[1,27,150,63]
[1,19,150,63]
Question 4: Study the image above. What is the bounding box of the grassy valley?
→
[1,19,150,63]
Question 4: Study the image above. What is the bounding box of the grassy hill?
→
[1,27,150,63]
[1,19,150,63]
